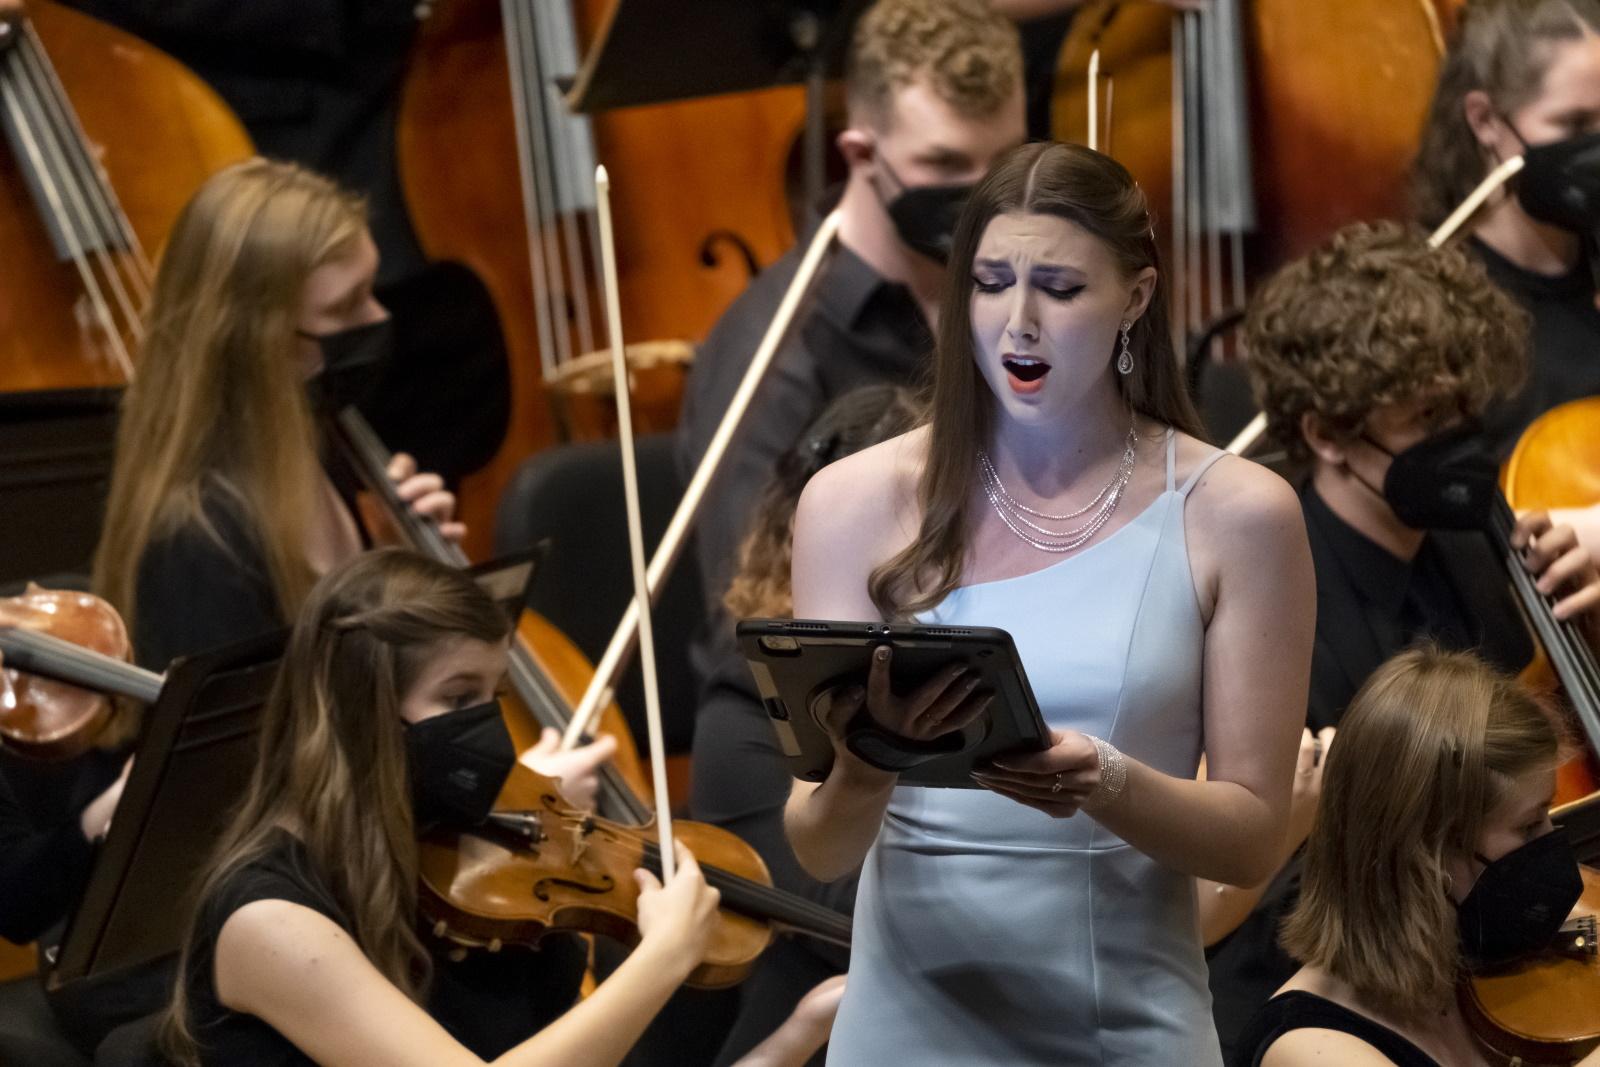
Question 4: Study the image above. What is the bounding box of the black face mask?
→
[1456,828,1584,967]
[1515,128,1600,235]
[1356,422,1497,531]
[300,317,393,413]
[404,699,515,827]
[876,156,973,264]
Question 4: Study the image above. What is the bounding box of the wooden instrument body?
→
[1461,865,1600,1064]
[418,764,773,989]
[1052,1,1445,284]
[396,0,801,556]
[1503,398,1600,514]
[512,610,649,802]
[0,587,126,759]
[1502,397,1600,805]
[341,409,653,803]
[0,0,251,392]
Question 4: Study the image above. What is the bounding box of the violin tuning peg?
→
[448,948,467,963]
[488,938,503,953]
[433,920,448,938]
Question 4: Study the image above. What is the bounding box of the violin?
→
[1460,864,1600,1064]
[0,586,136,759]
[328,405,855,968]
[418,763,850,989]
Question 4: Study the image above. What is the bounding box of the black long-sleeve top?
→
[0,745,124,946]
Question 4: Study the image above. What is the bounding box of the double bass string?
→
[20,22,153,299]
[528,0,599,360]
[12,28,147,335]
[0,22,149,377]
[0,43,132,375]
[1492,496,1600,756]
[501,0,567,383]
[504,0,611,383]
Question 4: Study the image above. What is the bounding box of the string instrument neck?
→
[1486,492,1600,762]
[325,406,653,824]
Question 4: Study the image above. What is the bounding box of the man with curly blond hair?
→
[1207,220,1600,1055]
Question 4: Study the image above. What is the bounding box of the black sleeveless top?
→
[181,830,588,1064]
[182,831,343,1066]
[1233,991,1440,1067]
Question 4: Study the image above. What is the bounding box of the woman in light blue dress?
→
[784,142,1315,1064]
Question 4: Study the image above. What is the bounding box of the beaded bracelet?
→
[1081,735,1127,812]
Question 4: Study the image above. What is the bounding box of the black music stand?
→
[44,550,542,1001]
[567,0,872,207]
[45,631,286,1000]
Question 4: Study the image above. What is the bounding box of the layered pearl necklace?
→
[977,423,1139,554]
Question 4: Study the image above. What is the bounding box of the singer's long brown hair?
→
[868,142,1203,619]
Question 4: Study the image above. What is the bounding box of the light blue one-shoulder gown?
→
[825,431,1227,1065]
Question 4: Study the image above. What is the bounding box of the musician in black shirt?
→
[1411,0,1600,457]
[1206,221,1600,1056]
[0,159,610,1061]
[675,0,1026,699]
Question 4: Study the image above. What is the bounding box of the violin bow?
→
[592,163,676,875]
[1225,153,1528,458]
[558,209,843,751]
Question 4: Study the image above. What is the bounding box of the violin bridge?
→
[567,817,596,864]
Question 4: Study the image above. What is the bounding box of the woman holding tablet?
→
[783,142,1314,1064]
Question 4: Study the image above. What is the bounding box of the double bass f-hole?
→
[698,229,761,280]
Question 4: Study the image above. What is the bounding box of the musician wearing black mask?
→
[1413,0,1600,457]
[1235,646,1591,1067]
[675,0,1025,713]
[1204,221,1600,1059]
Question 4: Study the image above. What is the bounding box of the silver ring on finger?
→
[1051,772,1065,794]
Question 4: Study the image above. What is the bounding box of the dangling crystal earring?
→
[1116,320,1134,376]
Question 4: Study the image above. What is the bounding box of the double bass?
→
[0,0,250,393]
[1051,0,1448,350]
[396,0,805,558]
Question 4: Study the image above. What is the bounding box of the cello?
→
[325,408,855,968]
[0,0,251,392]
[1500,396,1600,806]
[328,404,654,815]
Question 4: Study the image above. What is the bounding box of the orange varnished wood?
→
[0,588,127,759]
[0,1,251,392]
[419,764,773,989]
[0,940,35,982]
[513,610,649,802]
[1052,1,1443,278]
[1503,397,1600,806]
[397,0,801,559]
[1462,865,1600,1064]
[1503,398,1600,514]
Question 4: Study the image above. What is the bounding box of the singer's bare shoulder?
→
[790,426,927,619]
